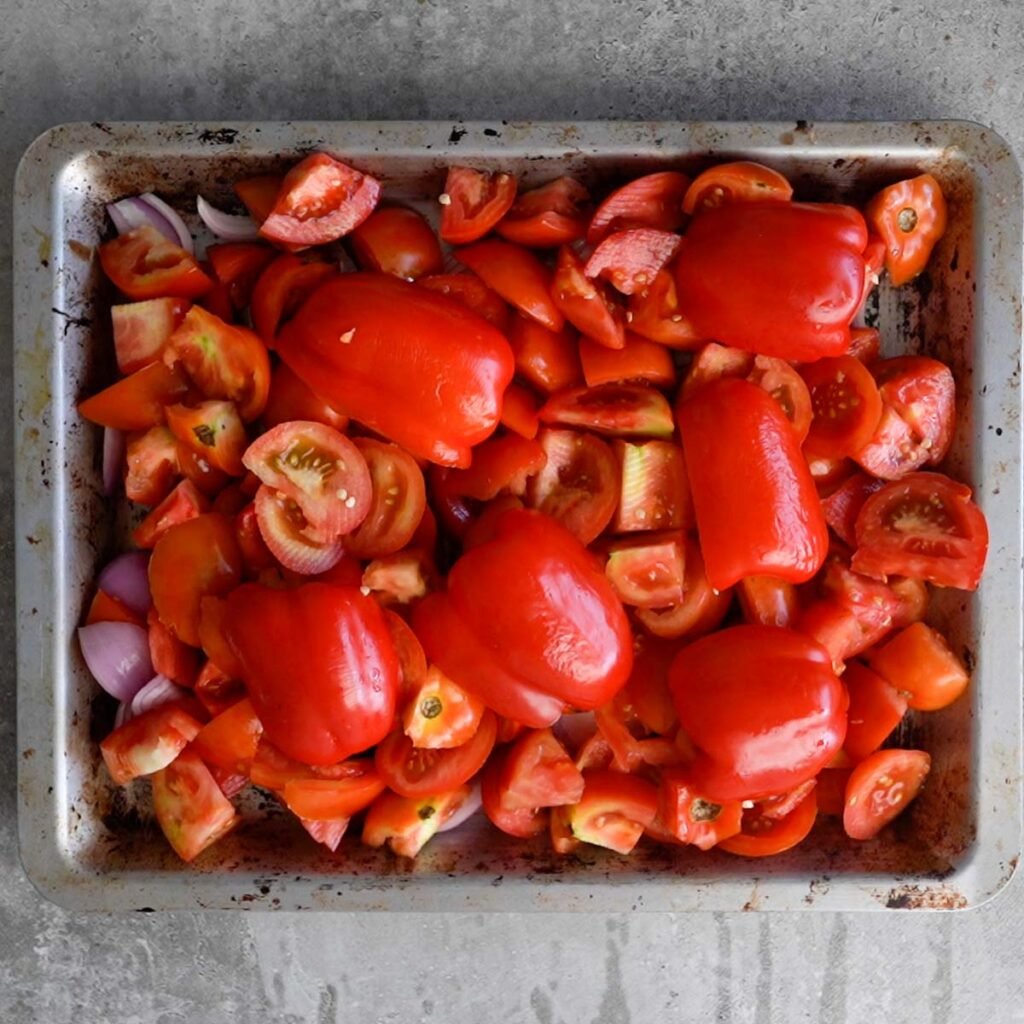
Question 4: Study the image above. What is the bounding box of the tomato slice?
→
[112,297,191,374]
[718,788,818,857]
[658,772,743,849]
[746,356,814,445]
[604,531,686,608]
[619,634,681,736]
[262,362,348,433]
[243,421,371,543]
[498,728,585,811]
[551,245,626,349]
[259,153,381,246]
[100,706,203,785]
[865,621,969,711]
[362,550,435,606]
[587,171,690,244]
[851,472,988,590]
[495,176,590,247]
[78,362,189,432]
[402,665,485,750]
[250,254,336,342]
[439,166,517,244]
[456,239,563,332]
[797,598,889,672]
[440,434,547,502]
[584,228,682,295]
[481,750,547,838]
[206,242,276,309]
[865,174,947,286]
[820,472,885,547]
[526,428,619,545]
[507,315,583,394]
[842,662,908,761]
[123,426,180,506]
[149,514,244,646]
[363,786,473,858]
[282,764,386,820]
[801,355,884,458]
[567,770,659,854]
[416,272,511,332]
[681,342,754,399]
[194,659,246,718]
[350,206,443,279]
[152,748,240,862]
[133,479,208,549]
[165,400,247,476]
[539,384,674,438]
[682,161,793,214]
[580,333,676,389]
[849,325,881,363]
[191,698,264,775]
[737,575,800,628]
[613,439,693,533]
[383,609,429,701]
[253,484,346,575]
[85,588,146,628]
[627,269,702,349]
[500,383,542,439]
[147,607,199,686]
[99,225,212,300]
[842,748,931,840]
[374,710,497,798]
[234,174,284,223]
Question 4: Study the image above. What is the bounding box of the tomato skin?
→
[259,153,381,247]
[262,362,349,432]
[843,748,930,840]
[440,434,547,502]
[718,788,818,857]
[820,472,885,547]
[78,362,189,432]
[414,510,633,726]
[250,255,337,343]
[276,273,514,467]
[481,751,547,838]
[865,621,969,711]
[865,174,947,286]
[567,770,659,854]
[416,273,511,332]
[112,297,191,374]
[500,383,542,439]
[507,315,583,395]
[235,174,284,223]
[551,245,626,350]
[224,582,400,765]
[842,662,908,762]
[584,228,682,296]
[101,706,203,785]
[580,333,676,389]
[627,269,702,349]
[675,203,867,361]
[498,728,584,810]
[191,697,264,775]
[350,206,443,280]
[613,439,693,533]
[682,161,793,214]
[680,378,829,590]
[658,772,744,849]
[670,625,848,801]
[133,479,209,549]
[439,167,517,244]
[851,472,988,590]
[99,225,212,300]
[282,765,385,821]
[587,171,690,244]
[496,176,590,248]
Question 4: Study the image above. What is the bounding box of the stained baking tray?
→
[13,121,1023,911]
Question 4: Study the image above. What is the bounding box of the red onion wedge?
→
[78,622,154,702]
[130,674,190,718]
[107,194,194,254]
[438,781,483,833]
[551,711,596,754]
[102,426,125,495]
[197,195,260,242]
[97,551,152,615]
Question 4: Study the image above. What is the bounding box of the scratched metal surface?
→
[2,1,1024,1021]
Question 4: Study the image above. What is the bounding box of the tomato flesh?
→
[843,748,930,840]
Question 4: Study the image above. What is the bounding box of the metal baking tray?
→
[14,121,1022,911]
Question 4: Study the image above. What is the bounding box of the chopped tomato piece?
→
[866,174,947,286]
[540,384,673,438]
[842,662,908,762]
[500,383,542,439]
[746,355,814,445]
[507,315,583,394]
[350,206,443,280]
[587,171,690,244]
[551,245,626,349]
[403,665,485,750]
[85,588,146,628]
[99,225,212,300]
[580,333,676,389]
[567,770,659,854]
[147,608,199,686]
[627,269,702,349]
[658,773,744,849]
[865,621,969,711]
[843,748,930,840]
[362,550,435,605]
[682,161,793,214]
[124,426,182,506]
[681,342,753,399]
[848,325,882,363]
[481,750,547,838]
[383,609,429,701]
[820,472,885,547]
[441,434,546,502]
[363,785,473,858]
[234,173,284,223]
[584,228,681,295]
[737,575,801,628]
[605,532,686,608]
[718,788,818,857]
[191,698,264,775]
[194,660,246,718]
[283,764,386,821]
[112,297,191,374]
[165,400,247,476]
[619,634,681,736]
[496,176,590,247]
[133,479,209,549]
[416,272,511,332]
[253,484,345,575]
[498,728,584,811]
[613,439,693,533]
[250,253,336,342]
[101,706,203,785]
[206,242,276,309]
[78,362,189,432]
[439,167,517,244]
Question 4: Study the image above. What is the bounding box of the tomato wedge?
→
[500,383,542,439]
[165,400,247,476]
[567,770,659,854]
[100,706,203,785]
[496,177,590,247]
[498,729,584,811]
[234,174,283,223]
[250,254,336,342]
[507,315,582,394]
[439,167,517,244]
[262,362,349,432]
[78,362,189,432]
[842,662,908,761]
[283,766,386,821]
[865,174,947,286]
[133,479,209,549]
[350,206,443,279]
[613,439,693,533]
[604,531,686,608]
[584,228,682,295]
[363,786,473,858]
[191,698,264,775]
[481,750,547,838]
[206,242,276,309]
[551,245,626,350]
[658,772,743,849]
[440,434,546,502]
[820,472,885,547]
[682,161,793,214]
[579,333,676,389]
[99,225,212,300]
[718,788,818,857]
[402,665,485,750]
[539,384,674,438]
[627,269,702,349]
[112,297,191,374]
[865,622,970,711]
[737,575,800,629]
[587,171,690,244]
[843,748,930,840]
[416,273,511,332]
[746,356,814,445]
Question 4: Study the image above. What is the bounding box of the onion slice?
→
[197,195,260,242]
[107,194,194,254]
[102,427,125,496]
[130,674,190,717]
[139,193,194,252]
[438,781,483,833]
[78,622,154,701]
[97,551,152,615]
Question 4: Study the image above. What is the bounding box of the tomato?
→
[176,439,231,497]
[363,786,473,858]
[383,609,428,700]
[112,297,191,374]
[133,479,208,549]
[149,514,243,646]
[507,315,582,394]
[234,501,276,574]
[613,439,693,533]
[165,400,247,476]
[526,428,619,545]
[123,427,180,505]
[796,598,888,672]
[866,174,947,286]
[441,436,544,504]
[147,608,199,686]
[619,634,681,736]
[295,815,348,852]
[584,228,682,295]
[402,665,484,750]
[540,384,674,438]
[670,625,847,801]
[593,701,646,772]
[498,728,584,810]
[282,763,386,820]
[350,206,443,279]
[587,171,690,244]
[567,770,659,854]
[550,805,581,854]
[842,662,908,762]
[819,552,903,628]
[206,242,276,309]
[889,576,929,628]
[99,225,212,300]
[815,767,853,816]
[277,273,514,467]
[164,306,271,423]
[416,273,511,332]
[252,484,343,575]
[151,748,240,862]
[250,254,336,342]
[191,698,264,775]
[718,788,818,857]
[500,383,542,439]
[243,421,371,543]
[681,342,753,399]
[865,621,969,711]
[234,173,284,223]
[376,710,496,797]
[580,333,676,389]
[675,203,867,361]
[843,748,931,840]
[439,166,517,244]
[194,660,245,718]
[737,575,801,628]
[341,438,426,558]
[362,550,435,606]
[496,176,590,247]
[414,511,633,725]
[820,472,885,547]
[807,453,856,495]
[259,153,381,246]
[635,535,732,640]
[100,706,203,785]
[658,773,744,849]
[481,750,547,838]
[682,161,793,214]
[851,472,988,590]
[859,238,886,314]
[85,588,146,628]
[197,273,233,322]
[224,582,399,764]
[848,325,881,363]
[680,378,829,590]
[746,356,814,445]
[262,362,348,432]
[604,532,686,608]
[551,245,626,349]
[627,269,702,349]
[78,361,189,432]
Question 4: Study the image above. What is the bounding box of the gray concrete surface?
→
[2,1,1023,1021]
